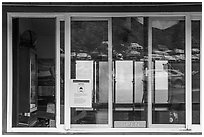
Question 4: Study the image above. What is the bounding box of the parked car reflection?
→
[146,69,184,88]
[167,69,184,87]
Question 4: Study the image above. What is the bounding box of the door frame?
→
[148,16,186,129]
[65,16,112,129]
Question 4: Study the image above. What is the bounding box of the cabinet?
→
[18,47,38,125]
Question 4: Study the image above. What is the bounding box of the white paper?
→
[155,60,168,103]
[70,79,92,107]
[116,61,133,103]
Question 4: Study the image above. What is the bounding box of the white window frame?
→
[7,12,202,133]
[148,16,186,129]
[65,16,112,130]
[6,13,66,132]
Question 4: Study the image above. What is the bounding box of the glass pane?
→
[192,20,200,124]
[70,21,108,124]
[12,18,56,127]
[152,19,186,124]
[60,21,65,124]
[112,17,148,128]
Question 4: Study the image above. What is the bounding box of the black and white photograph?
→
[1,1,202,135]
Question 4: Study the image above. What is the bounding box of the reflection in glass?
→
[112,17,147,127]
[60,21,65,124]
[152,20,185,124]
[71,21,108,124]
[192,20,200,124]
[12,18,56,127]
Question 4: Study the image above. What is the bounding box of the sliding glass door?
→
[66,17,150,128]
[150,17,186,126]
[67,18,111,128]
[112,17,149,128]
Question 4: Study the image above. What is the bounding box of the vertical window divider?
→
[7,13,13,132]
[64,15,71,130]
[108,17,113,128]
[56,16,65,128]
[147,17,153,128]
[185,14,192,130]
[55,17,60,128]
[199,17,202,128]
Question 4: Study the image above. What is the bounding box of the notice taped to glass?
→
[70,79,92,107]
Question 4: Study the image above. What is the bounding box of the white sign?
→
[70,79,92,107]
[155,60,168,103]
[114,121,146,128]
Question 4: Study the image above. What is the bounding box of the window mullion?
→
[64,15,71,130]
[185,14,192,130]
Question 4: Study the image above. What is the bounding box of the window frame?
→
[6,13,65,132]
[6,12,202,133]
[67,17,112,129]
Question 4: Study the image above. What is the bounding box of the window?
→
[151,19,186,124]
[192,20,201,124]
[70,20,109,125]
[5,12,201,133]
[112,17,148,128]
[12,18,56,127]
